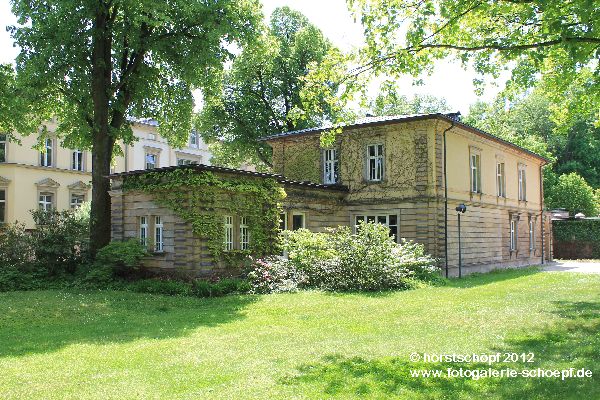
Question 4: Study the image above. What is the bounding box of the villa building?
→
[109,113,553,278]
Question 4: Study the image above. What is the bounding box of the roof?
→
[261,112,550,163]
[108,164,349,192]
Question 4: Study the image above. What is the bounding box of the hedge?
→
[552,219,600,259]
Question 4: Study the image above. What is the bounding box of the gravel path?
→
[542,260,600,274]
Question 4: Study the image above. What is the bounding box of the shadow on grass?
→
[0,290,257,358]
[283,299,600,399]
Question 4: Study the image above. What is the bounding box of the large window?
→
[470,152,481,193]
[224,215,234,251]
[155,216,164,252]
[72,150,84,171]
[291,212,305,231]
[40,138,53,167]
[0,189,5,223]
[145,153,157,169]
[240,217,250,250]
[510,219,517,251]
[139,216,148,246]
[70,194,85,209]
[0,133,6,163]
[529,218,535,250]
[367,144,384,182]
[518,164,527,201]
[323,149,339,184]
[496,162,506,197]
[354,214,398,241]
[39,192,53,211]
[189,131,198,147]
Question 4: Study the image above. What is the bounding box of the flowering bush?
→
[247,222,439,293]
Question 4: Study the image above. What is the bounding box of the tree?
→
[197,6,339,168]
[367,81,450,116]
[5,0,261,254]
[546,173,598,216]
[347,0,600,125]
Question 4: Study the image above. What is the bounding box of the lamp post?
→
[455,204,467,278]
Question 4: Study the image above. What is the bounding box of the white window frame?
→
[323,148,339,184]
[177,158,198,166]
[470,150,481,193]
[279,212,288,231]
[39,192,53,211]
[0,133,6,163]
[40,138,53,167]
[189,131,198,148]
[240,216,250,250]
[354,213,399,242]
[139,216,148,247]
[510,219,517,252]
[291,212,306,231]
[145,153,158,169]
[0,189,5,223]
[529,218,535,250]
[518,164,527,201]
[72,150,84,171]
[496,161,506,197]
[70,194,85,209]
[367,144,384,182]
[155,216,164,252]
[224,215,234,251]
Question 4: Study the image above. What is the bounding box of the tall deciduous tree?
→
[347,0,600,125]
[367,81,450,116]
[197,6,339,168]
[5,0,261,254]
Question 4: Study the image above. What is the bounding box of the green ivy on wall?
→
[122,168,286,265]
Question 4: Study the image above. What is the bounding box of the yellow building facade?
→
[0,120,212,228]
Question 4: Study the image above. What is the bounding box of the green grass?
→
[0,268,599,399]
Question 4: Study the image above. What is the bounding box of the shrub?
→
[247,256,308,293]
[30,208,90,275]
[546,172,598,216]
[94,239,148,275]
[249,222,439,293]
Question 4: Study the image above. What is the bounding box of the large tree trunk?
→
[89,3,114,257]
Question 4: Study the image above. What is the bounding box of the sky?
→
[0,0,507,115]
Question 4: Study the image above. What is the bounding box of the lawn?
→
[0,268,599,399]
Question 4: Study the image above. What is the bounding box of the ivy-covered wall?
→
[119,168,286,269]
[553,219,600,259]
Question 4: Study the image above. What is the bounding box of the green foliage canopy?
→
[197,6,340,168]
[546,173,598,216]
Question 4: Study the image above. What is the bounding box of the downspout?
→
[539,164,545,264]
[442,120,456,278]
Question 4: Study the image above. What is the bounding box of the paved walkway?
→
[542,260,600,274]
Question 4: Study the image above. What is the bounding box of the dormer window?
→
[323,149,339,184]
[367,144,384,182]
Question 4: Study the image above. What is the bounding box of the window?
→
[367,144,384,181]
[323,149,339,184]
[177,158,198,166]
[510,219,517,251]
[279,213,287,231]
[72,150,84,171]
[40,138,53,167]
[224,215,234,250]
[518,164,527,201]
[70,194,84,209]
[240,217,250,250]
[145,153,157,169]
[496,162,506,197]
[190,131,198,147]
[139,216,148,246]
[155,216,164,252]
[39,193,53,211]
[529,218,535,250]
[470,152,481,193]
[0,133,6,162]
[291,213,305,230]
[354,214,399,241]
[0,189,5,223]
